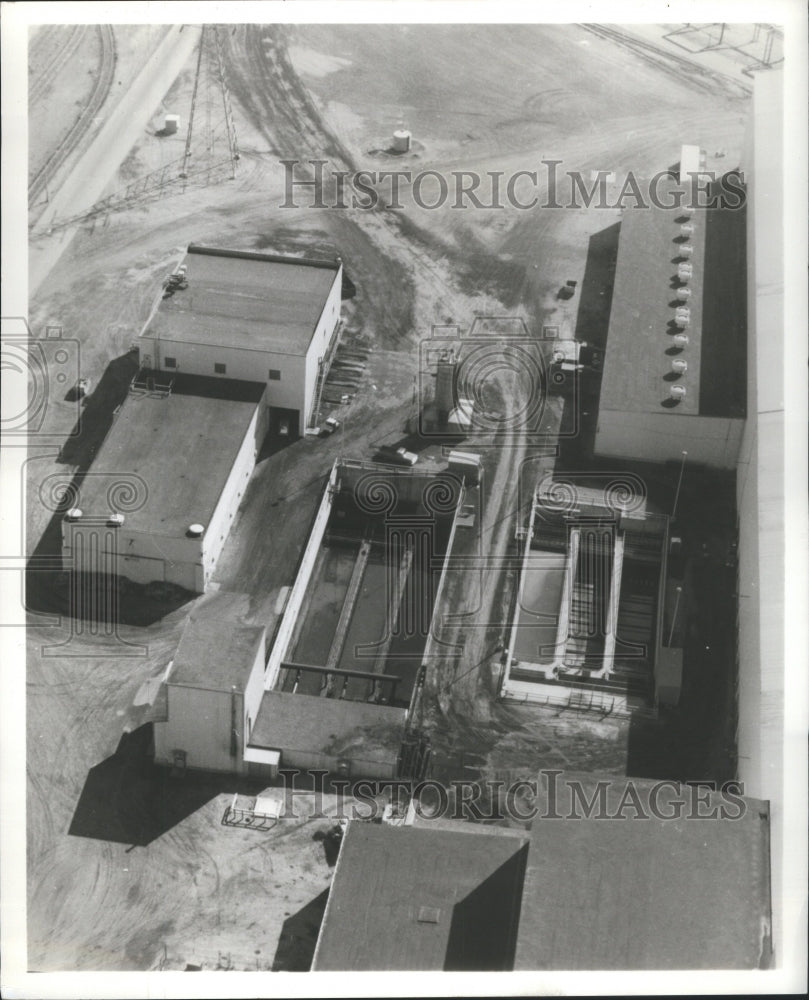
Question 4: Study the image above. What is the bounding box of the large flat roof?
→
[312,823,528,971]
[249,691,406,765]
[140,245,340,358]
[169,616,264,690]
[514,775,771,970]
[74,373,264,537]
[599,179,706,416]
[599,174,746,419]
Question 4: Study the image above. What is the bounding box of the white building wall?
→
[304,265,343,427]
[154,685,244,773]
[201,398,266,588]
[595,409,744,469]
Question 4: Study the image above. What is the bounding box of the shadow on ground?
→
[69,724,263,847]
[271,889,330,971]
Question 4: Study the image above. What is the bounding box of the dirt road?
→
[23,21,751,971]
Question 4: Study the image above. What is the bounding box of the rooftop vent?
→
[669,384,687,401]
[187,523,205,538]
[671,358,688,374]
[417,907,441,924]
[108,513,125,527]
[677,264,693,281]
[679,223,695,237]
[673,333,690,347]
[675,287,692,301]
[679,243,694,258]
[65,508,83,521]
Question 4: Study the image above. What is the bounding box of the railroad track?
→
[29,24,117,211]
[29,24,89,105]
[580,24,751,98]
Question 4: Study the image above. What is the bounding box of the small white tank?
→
[673,333,690,347]
[677,264,693,280]
[676,287,692,301]
[669,384,687,400]
[188,523,205,538]
[680,223,695,237]
[392,128,412,153]
[680,244,694,258]
[671,359,688,374]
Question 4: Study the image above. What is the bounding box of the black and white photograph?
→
[1,1,806,996]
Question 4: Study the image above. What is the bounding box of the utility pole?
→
[667,586,683,647]
[672,449,688,519]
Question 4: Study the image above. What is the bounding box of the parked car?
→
[320,416,341,436]
[376,444,418,466]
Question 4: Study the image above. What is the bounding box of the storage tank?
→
[187,523,205,538]
[669,384,687,401]
[392,128,412,153]
[164,114,180,134]
[671,359,688,375]
[673,333,690,347]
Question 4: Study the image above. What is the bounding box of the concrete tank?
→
[392,129,412,153]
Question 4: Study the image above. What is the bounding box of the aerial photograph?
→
[1,1,806,996]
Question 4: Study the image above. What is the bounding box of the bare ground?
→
[25,22,750,971]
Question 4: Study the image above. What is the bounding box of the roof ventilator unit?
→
[673,332,690,347]
[669,384,687,401]
[671,359,688,374]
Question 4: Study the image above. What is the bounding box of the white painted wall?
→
[201,397,267,587]
[154,684,243,773]
[595,409,744,469]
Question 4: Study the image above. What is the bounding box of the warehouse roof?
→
[72,373,264,537]
[599,173,746,419]
[514,775,771,970]
[312,823,528,971]
[169,616,265,690]
[140,245,341,357]
[249,691,406,766]
[599,179,705,416]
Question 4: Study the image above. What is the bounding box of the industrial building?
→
[312,778,771,971]
[151,459,465,780]
[501,477,684,712]
[734,67,786,959]
[153,613,266,774]
[594,155,747,468]
[61,373,267,592]
[138,245,343,437]
[312,822,528,971]
[62,244,343,592]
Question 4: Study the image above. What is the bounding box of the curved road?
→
[29,25,117,211]
[30,25,202,297]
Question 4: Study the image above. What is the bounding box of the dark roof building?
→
[142,245,341,358]
[594,171,747,468]
[312,823,528,971]
[312,777,772,972]
[513,776,772,970]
